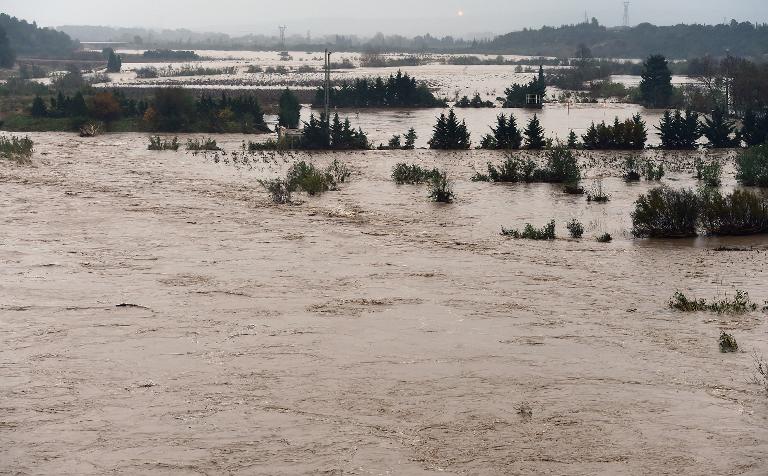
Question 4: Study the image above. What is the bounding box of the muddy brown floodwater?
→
[2,133,768,475]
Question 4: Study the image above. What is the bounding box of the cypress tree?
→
[524,114,546,150]
[403,128,417,149]
[31,96,48,117]
[278,88,301,129]
[702,109,740,148]
[741,110,768,147]
[639,55,673,108]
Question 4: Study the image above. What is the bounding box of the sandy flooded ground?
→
[2,133,768,475]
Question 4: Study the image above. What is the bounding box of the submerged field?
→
[1,133,768,474]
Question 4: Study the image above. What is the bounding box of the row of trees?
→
[299,113,370,150]
[656,109,767,149]
[28,88,270,133]
[313,71,445,108]
[0,13,79,59]
[428,109,766,151]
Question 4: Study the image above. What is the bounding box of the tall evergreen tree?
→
[0,25,15,68]
[741,109,768,146]
[31,96,47,117]
[106,50,122,73]
[524,114,546,150]
[278,88,301,129]
[428,109,470,150]
[656,110,702,149]
[639,55,673,108]
[702,108,740,148]
[403,128,417,149]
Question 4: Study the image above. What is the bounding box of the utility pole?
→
[623,2,630,28]
[278,25,287,50]
[324,49,332,121]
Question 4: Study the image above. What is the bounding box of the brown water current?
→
[1,132,768,475]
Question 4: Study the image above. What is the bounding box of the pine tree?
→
[656,110,701,149]
[429,109,470,149]
[639,55,673,108]
[278,88,301,128]
[330,113,344,148]
[403,128,417,149]
[702,109,739,148]
[740,109,768,147]
[0,25,15,68]
[494,113,522,149]
[524,114,546,150]
[31,96,47,117]
[70,92,88,117]
[106,50,122,73]
[567,130,579,149]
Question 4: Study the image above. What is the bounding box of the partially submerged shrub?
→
[475,147,580,184]
[284,160,353,196]
[259,179,294,204]
[567,219,584,239]
[669,292,707,312]
[0,135,34,163]
[719,332,738,353]
[623,156,641,182]
[287,161,330,196]
[631,187,700,238]
[669,290,757,314]
[502,220,556,240]
[698,188,768,236]
[642,161,665,181]
[694,158,722,187]
[327,159,351,185]
[428,170,454,203]
[736,145,768,187]
[596,233,613,243]
[586,179,610,203]
[392,163,439,184]
[186,137,220,151]
[148,136,180,151]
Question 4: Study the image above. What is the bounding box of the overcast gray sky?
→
[3,0,767,37]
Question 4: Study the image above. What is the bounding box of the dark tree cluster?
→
[503,66,546,108]
[656,110,703,150]
[31,90,148,123]
[0,13,79,58]
[485,19,768,59]
[480,114,523,150]
[0,25,15,68]
[429,109,471,150]
[313,71,445,108]
[581,115,648,150]
[455,93,495,108]
[300,113,369,150]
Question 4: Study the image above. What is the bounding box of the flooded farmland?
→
[2,129,768,474]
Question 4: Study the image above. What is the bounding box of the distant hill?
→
[0,13,79,58]
[486,20,768,59]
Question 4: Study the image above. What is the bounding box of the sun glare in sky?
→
[457,10,464,17]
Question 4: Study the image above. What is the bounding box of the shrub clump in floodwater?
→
[596,233,613,243]
[259,159,352,203]
[392,163,439,184]
[736,145,768,187]
[428,170,455,203]
[186,137,220,151]
[719,332,739,353]
[567,219,584,239]
[631,187,700,238]
[669,290,758,314]
[148,136,180,151]
[0,135,34,163]
[698,188,768,236]
[632,187,768,238]
[502,220,556,240]
[473,146,580,186]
